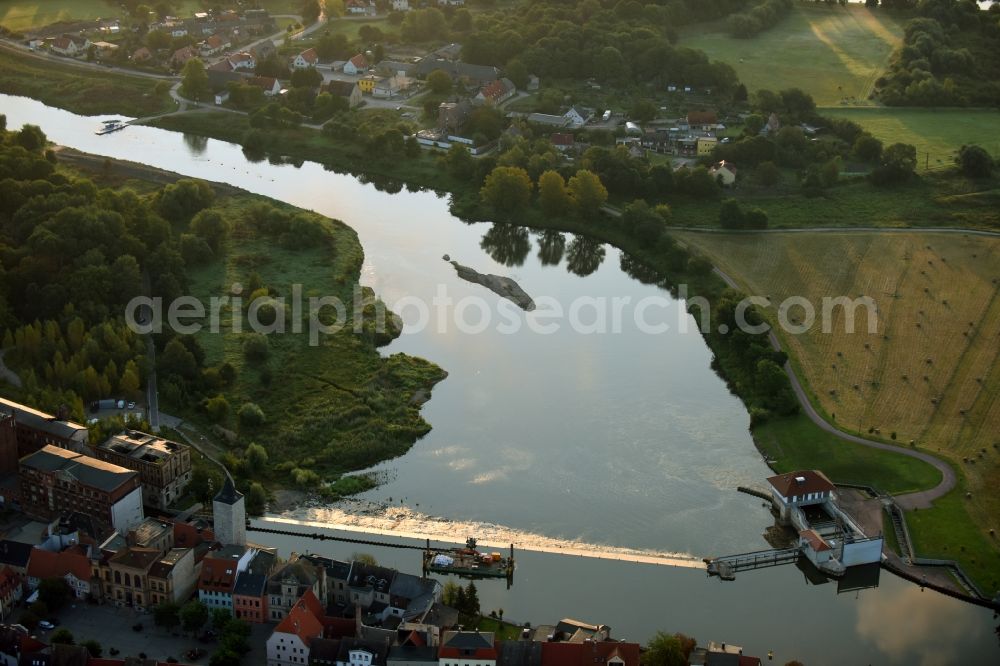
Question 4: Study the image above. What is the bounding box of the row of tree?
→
[728,0,794,38]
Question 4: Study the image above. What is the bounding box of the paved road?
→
[709,265,957,509]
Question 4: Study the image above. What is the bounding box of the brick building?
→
[19,445,143,534]
[0,398,89,473]
[95,431,192,509]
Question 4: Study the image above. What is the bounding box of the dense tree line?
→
[459,0,745,93]
[877,0,1000,106]
[727,0,793,38]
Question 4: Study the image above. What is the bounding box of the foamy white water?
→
[263,503,705,569]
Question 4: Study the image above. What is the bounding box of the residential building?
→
[391,0,410,10]
[438,631,496,666]
[213,476,246,546]
[267,556,322,622]
[229,52,256,70]
[687,641,760,666]
[387,573,440,621]
[0,568,23,620]
[376,61,415,78]
[563,106,590,129]
[388,632,439,666]
[686,110,719,132]
[374,76,410,99]
[171,45,198,68]
[414,60,499,87]
[299,555,351,606]
[294,48,319,69]
[95,431,192,509]
[344,54,369,76]
[0,542,32,576]
[526,113,569,128]
[0,398,89,470]
[199,545,254,614]
[50,34,89,57]
[19,446,143,534]
[106,546,160,610]
[474,78,516,106]
[550,133,574,152]
[25,546,92,599]
[132,47,152,63]
[438,101,471,132]
[346,562,395,610]
[233,571,268,623]
[266,589,326,666]
[249,76,283,96]
[334,638,389,666]
[346,0,377,16]
[149,547,198,606]
[201,34,229,57]
[696,136,717,156]
[326,81,363,108]
[709,161,737,187]
[358,74,380,94]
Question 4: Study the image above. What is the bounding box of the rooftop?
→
[0,397,87,441]
[98,431,187,464]
[20,446,137,493]
[767,470,836,499]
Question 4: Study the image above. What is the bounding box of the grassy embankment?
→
[0,48,173,116]
[676,230,1000,592]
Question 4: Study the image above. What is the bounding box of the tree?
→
[718,198,744,229]
[211,608,232,632]
[956,144,992,178]
[50,628,74,645]
[247,482,267,515]
[644,632,687,666]
[291,66,323,89]
[567,170,608,217]
[753,161,781,187]
[16,125,46,152]
[82,640,102,657]
[180,600,209,633]
[852,134,883,162]
[209,649,241,666]
[505,59,529,90]
[441,580,462,607]
[427,69,452,94]
[246,442,268,471]
[242,333,269,362]
[480,166,533,213]
[181,58,210,102]
[537,170,572,217]
[190,209,231,252]
[629,99,657,123]
[464,581,480,616]
[300,0,321,24]
[238,402,266,428]
[871,142,917,186]
[154,601,181,629]
[351,553,378,566]
[38,578,70,611]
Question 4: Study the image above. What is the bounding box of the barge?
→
[423,537,515,581]
[96,119,127,135]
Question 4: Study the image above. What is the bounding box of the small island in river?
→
[446,257,536,311]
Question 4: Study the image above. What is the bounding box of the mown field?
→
[681,4,902,107]
[674,229,1000,590]
[822,107,1000,171]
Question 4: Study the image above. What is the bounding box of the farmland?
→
[680,4,902,107]
[674,229,1000,587]
[822,107,1000,172]
[0,1,205,32]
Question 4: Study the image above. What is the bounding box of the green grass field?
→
[754,415,942,495]
[0,48,173,116]
[0,0,205,32]
[823,107,1000,170]
[681,4,902,106]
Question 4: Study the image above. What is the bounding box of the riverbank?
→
[44,146,448,498]
[0,50,992,591]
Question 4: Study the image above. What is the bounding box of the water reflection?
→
[619,252,667,286]
[480,223,532,266]
[566,236,606,276]
[536,230,566,266]
[182,133,208,155]
[855,583,985,666]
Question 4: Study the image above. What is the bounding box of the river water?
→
[1,95,996,664]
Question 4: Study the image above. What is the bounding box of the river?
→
[1,95,996,664]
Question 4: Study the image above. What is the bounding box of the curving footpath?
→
[710,264,956,510]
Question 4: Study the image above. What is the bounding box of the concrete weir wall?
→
[842,537,884,567]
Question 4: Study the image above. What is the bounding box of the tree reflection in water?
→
[536,230,566,266]
[620,252,667,286]
[182,133,208,156]
[566,236,606,277]
[480,223,532,267]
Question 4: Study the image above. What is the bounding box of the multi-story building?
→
[0,398,89,473]
[106,546,160,610]
[438,632,496,666]
[0,567,23,620]
[127,517,175,553]
[95,431,192,509]
[266,589,326,666]
[149,547,198,606]
[19,445,143,534]
[233,572,268,623]
[266,556,322,622]
[199,545,255,615]
[25,546,92,599]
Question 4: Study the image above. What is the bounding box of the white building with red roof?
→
[266,588,326,666]
[344,53,369,76]
[293,48,319,70]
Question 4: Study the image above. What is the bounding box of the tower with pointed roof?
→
[213,475,246,546]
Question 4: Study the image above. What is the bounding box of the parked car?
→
[38,621,54,630]
[127,401,136,409]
